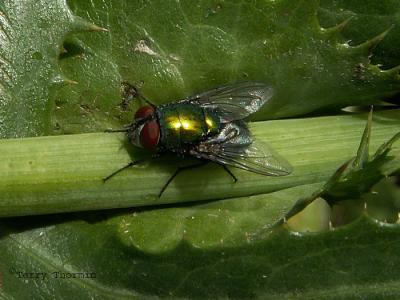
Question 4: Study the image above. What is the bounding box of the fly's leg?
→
[104,128,129,133]
[105,81,155,132]
[104,114,154,133]
[103,155,160,182]
[104,120,132,133]
[220,165,238,183]
[121,80,156,108]
[103,159,146,182]
[159,161,208,198]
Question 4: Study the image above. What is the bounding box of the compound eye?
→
[140,120,160,151]
[135,105,155,120]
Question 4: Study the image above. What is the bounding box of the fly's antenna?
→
[137,93,156,107]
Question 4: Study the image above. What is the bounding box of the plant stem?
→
[0,110,399,217]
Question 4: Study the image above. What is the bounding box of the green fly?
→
[104,81,292,196]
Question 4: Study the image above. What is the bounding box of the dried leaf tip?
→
[71,16,108,33]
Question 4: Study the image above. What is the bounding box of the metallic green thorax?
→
[157,103,220,151]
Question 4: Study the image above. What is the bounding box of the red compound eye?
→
[140,120,160,151]
[135,105,155,120]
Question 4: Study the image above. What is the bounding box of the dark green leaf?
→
[52,0,400,133]
[2,215,400,298]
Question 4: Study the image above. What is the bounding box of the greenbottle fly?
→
[104,81,292,196]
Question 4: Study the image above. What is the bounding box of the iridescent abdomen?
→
[157,103,220,152]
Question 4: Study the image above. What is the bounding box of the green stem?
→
[0,110,399,217]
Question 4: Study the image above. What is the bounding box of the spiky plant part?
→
[0,1,106,137]
[279,109,400,227]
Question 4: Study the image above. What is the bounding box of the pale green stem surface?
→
[0,110,399,217]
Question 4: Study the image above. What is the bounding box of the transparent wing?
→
[184,82,274,122]
[192,122,292,176]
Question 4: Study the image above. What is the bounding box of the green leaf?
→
[1,0,400,298]
[51,0,400,134]
[0,0,105,137]
[2,213,400,298]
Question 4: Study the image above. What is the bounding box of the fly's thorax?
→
[157,103,221,150]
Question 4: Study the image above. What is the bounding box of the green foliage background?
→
[0,0,399,298]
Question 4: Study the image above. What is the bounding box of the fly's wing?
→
[192,122,292,176]
[222,140,293,176]
[184,82,274,122]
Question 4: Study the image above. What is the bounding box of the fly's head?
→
[128,105,160,151]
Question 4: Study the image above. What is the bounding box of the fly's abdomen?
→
[157,103,220,151]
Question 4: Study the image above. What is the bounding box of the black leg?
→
[137,93,156,107]
[221,165,238,183]
[159,161,208,198]
[103,157,151,182]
